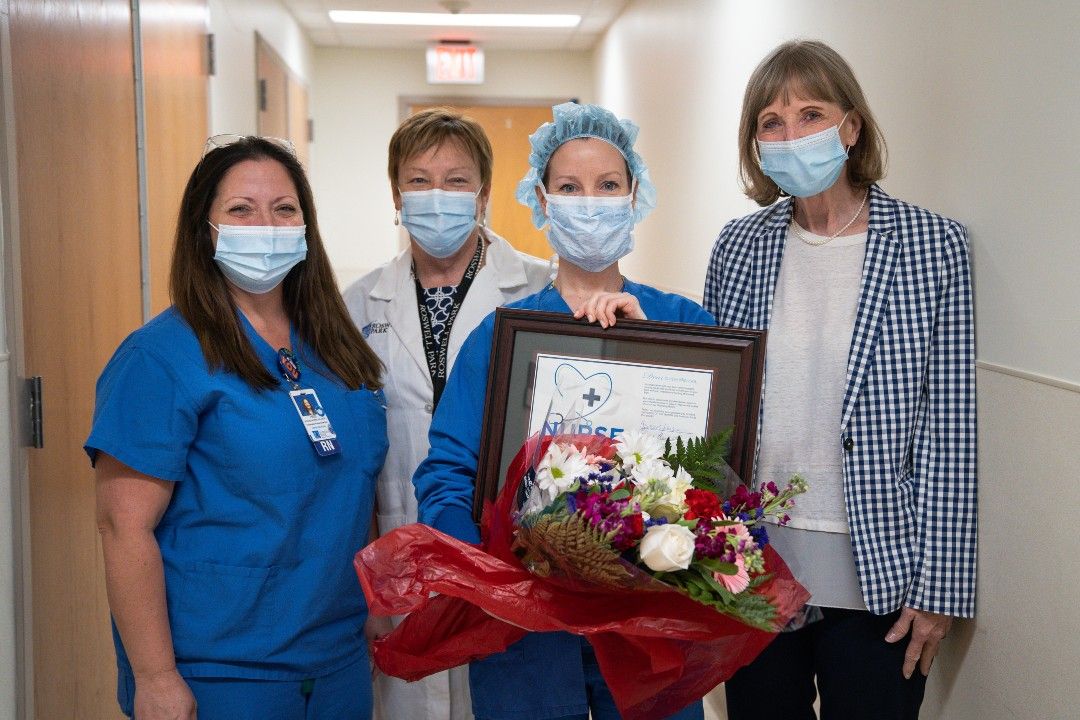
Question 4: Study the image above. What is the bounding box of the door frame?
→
[0,0,34,716]
[397,94,570,121]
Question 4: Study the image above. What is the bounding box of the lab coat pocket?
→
[173,561,278,646]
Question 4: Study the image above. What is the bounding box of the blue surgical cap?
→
[515,102,657,229]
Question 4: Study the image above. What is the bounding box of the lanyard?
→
[413,238,484,410]
[278,347,302,388]
[278,345,342,456]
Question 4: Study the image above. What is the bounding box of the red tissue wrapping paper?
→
[355,435,810,720]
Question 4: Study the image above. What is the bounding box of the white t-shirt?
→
[755,222,867,609]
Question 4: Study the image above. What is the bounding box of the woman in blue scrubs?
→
[412,103,712,720]
[87,136,388,719]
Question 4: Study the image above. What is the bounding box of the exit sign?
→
[426,45,484,84]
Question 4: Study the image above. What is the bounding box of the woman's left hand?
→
[573,292,647,328]
[885,606,953,678]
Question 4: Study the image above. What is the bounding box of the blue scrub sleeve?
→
[412,317,497,544]
[684,303,717,326]
[84,344,198,482]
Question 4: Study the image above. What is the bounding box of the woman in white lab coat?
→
[343,107,552,720]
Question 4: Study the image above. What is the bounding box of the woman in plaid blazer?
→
[704,41,976,719]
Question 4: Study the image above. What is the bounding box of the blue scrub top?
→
[86,307,388,681]
[412,280,715,719]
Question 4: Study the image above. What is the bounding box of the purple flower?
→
[579,491,643,550]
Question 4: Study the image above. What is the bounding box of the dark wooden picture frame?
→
[472,308,767,519]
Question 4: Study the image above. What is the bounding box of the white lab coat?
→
[343,228,553,720]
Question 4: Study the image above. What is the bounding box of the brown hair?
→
[738,40,888,206]
[171,137,382,391]
[387,107,494,189]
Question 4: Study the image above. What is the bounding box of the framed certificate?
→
[473,308,766,518]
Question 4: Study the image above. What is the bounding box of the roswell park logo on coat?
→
[528,354,714,441]
[361,321,391,339]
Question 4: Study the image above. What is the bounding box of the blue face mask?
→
[542,186,635,273]
[211,223,307,294]
[757,112,850,198]
[399,188,479,259]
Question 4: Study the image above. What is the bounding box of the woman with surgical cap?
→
[412,102,712,720]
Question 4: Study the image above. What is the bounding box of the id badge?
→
[289,388,341,456]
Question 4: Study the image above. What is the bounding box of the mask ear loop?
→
[537,181,552,222]
[839,110,853,156]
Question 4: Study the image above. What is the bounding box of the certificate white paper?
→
[527,353,713,441]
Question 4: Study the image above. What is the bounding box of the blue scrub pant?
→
[119,657,372,719]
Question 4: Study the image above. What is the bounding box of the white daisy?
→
[615,430,665,469]
[536,443,591,498]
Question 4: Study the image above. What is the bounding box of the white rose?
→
[638,523,696,572]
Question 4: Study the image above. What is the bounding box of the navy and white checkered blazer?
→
[704,184,976,618]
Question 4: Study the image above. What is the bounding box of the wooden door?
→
[256,34,289,141]
[287,75,311,169]
[142,0,210,314]
[257,34,311,169]
[10,1,141,716]
[9,0,208,716]
[408,103,556,260]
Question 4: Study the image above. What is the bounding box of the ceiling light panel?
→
[328,11,581,28]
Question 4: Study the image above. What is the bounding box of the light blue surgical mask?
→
[211,222,307,294]
[757,112,850,198]
[542,186,635,273]
[399,188,479,259]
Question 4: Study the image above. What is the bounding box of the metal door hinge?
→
[206,33,216,76]
[26,376,43,449]
[258,79,267,111]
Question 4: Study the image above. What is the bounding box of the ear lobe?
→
[845,113,863,149]
[478,187,491,220]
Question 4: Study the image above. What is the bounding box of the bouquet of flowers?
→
[355,429,810,719]
[514,430,807,631]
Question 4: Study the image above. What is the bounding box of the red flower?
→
[684,488,722,520]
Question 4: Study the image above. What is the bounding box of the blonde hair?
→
[388,107,494,189]
[738,40,888,206]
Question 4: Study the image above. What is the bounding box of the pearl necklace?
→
[789,190,869,246]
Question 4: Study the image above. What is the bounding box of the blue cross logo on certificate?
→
[582,388,603,407]
[554,363,612,418]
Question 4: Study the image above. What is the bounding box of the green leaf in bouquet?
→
[695,565,735,600]
[646,502,685,523]
[608,487,631,502]
[663,428,734,493]
[707,560,740,576]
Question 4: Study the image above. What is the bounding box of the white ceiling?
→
[281,0,628,50]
